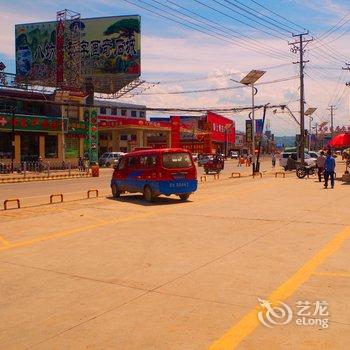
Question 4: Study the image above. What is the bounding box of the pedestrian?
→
[324,150,336,189]
[78,156,84,172]
[237,156,241,167]
[316,151,326,182]
[271,153,276,167]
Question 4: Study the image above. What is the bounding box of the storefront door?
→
[21,133,39,161]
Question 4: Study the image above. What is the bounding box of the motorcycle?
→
[296,164,316,178]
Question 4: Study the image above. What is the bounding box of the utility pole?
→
[327,105,336,138]
[289,32,313,164]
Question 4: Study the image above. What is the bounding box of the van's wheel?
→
[179,193,190,201]
[143,185,155,202]
[111,184,121,198]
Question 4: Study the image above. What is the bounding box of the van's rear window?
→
[162,153,192,168]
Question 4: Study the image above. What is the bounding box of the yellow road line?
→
[0,235,10,247]
[313,271,350,278]
[209,226,350,350]
[0,180,274,253]
[0,212,155,253]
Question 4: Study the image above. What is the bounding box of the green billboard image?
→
[15,15,141,93]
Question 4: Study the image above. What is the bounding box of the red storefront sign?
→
[207,111,235,143]
[98,116,169,129]
[170,116,181,148]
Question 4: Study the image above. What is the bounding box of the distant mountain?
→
[274,136,296,148]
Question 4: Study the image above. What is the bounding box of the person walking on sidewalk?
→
[324,150,336,189]
[316,151,326,182]
[271,153,276,167]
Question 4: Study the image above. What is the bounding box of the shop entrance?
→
[21,133,39,161]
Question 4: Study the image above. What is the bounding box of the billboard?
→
[246,120,253,143]
[15,15,141,93]
[207,111,235,143]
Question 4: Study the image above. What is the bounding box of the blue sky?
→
[1,0,350,135]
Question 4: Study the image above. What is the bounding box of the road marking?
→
[0,235,10,247]
[0,212,156,253]
[313,271,350,278]
[0,180,274,253]
[208,226,350,350]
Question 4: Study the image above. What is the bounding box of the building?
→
[0,88,154,163]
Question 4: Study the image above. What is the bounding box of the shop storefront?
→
[0,114,85,163]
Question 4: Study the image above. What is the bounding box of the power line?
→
[248,0,307,32]
[122,0,291,61]
[194,0,287,40]
[151,0,291,60]
[211,0,291,37]
[153,63,293,84]
[128,76,298,96]
[228,0,298,33]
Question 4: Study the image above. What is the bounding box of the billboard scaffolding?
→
[56,9,82,91]
[15,15,141,94]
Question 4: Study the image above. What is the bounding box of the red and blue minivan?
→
[111,148,197,202]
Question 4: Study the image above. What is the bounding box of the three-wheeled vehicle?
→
[203,154,224,174]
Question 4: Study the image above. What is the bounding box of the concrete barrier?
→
[87,189,99,198]
[230,172,241,178]
[253,172,263,179]
[50,194,64,204]
[214,173,220,180]
[275,171,286,178]
[3,198,20,210]
[200,176,207,182]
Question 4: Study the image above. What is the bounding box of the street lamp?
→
[305,107,317,151]
[240,70,266,173]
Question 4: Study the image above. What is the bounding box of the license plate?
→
[173,173,186,179]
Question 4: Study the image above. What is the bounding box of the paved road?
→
[0,157,279,206]
[0,171,349,349]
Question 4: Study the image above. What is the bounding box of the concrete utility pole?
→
[289,32,313,164]
[327,105,336,138]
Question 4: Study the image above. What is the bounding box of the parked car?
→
[99,152,125,167]
[230,151,239,159]
[111,148,198,202]
[279,152,316,170]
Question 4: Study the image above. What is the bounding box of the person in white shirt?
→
[316,151,326,182]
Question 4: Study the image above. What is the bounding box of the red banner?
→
[98,116,169,129]
[207,111,235,143]
[170,116,181,148]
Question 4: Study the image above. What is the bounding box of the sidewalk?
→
[0,170,91,183]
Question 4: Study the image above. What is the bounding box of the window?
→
[65,138,80,158]
[120,134,128,141]
[100,107,107,115]
[131,134,137,141]
[0,132,12,159]
[121,109,127,116]
[45,135,58,158]
[128,156,139,168]
[131,110,137,118]
[118,157,126,170]
[111,107,118,115]
[140,155,157,168]
[162,152,192,168]
[139,111,145,118]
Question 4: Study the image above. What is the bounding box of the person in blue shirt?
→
[324,150,336,189]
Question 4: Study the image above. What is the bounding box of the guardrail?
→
[87,189,99,199]
[3,198,20,210]
[0,161,90,176]
[50,194,64,204]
